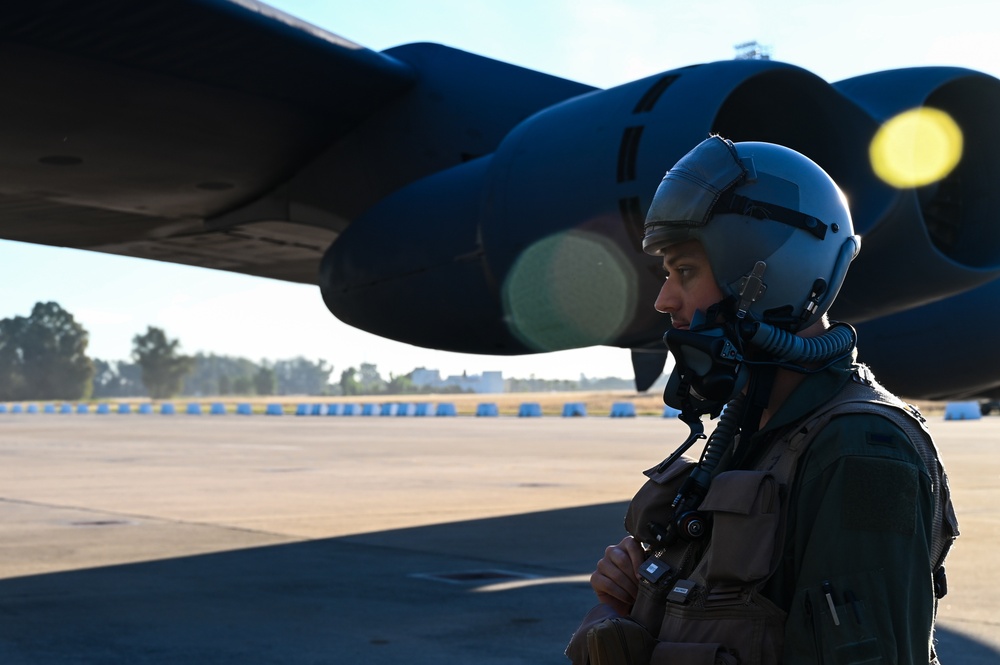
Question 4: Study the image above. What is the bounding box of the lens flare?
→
[502,230,637,352]
[870,107,963,188]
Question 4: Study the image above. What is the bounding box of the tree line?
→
[0,301,638,401]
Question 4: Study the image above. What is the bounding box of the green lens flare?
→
[502,231,637,352]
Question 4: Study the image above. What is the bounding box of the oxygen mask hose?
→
[680,393,746,501]
[747,321,856,366]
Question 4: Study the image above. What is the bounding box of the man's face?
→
[654,239,725,329]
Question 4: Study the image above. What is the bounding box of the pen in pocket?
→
[822,580,840,626]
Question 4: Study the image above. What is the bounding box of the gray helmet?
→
[643,136,861,330]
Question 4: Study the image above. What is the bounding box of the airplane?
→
[3,0,1000,402]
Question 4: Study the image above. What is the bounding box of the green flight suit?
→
[748,359,940,664]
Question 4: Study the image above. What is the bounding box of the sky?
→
[2,0,998,381]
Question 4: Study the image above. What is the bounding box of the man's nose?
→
[654,279,677,313]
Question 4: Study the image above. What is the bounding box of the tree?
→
[254,366,276,396]
[358,362,386,394]
[0,301,94,400]
[340,367,360,396]
[91,359,146,398]
[272,357,333,395]
[131,326,195,399]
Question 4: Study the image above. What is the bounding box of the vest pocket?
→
[699,470,780,584]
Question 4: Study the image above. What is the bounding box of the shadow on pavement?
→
[0,501,994,664]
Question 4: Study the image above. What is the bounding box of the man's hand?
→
[590,536,646,616]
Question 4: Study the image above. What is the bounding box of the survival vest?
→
[567,367,959,665]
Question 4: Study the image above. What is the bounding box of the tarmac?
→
[0,413,996,664]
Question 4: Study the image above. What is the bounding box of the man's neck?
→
[757,318,828,429]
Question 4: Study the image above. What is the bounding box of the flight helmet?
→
[643,136,860,331]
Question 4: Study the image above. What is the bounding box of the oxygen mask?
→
[662,307,749,419]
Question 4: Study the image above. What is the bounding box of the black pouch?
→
[699,469,779,585]
[625,456,698,545]
[586,616,657,665]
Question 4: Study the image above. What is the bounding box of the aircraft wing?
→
[0,0,421,282]
[6,1,1000,400]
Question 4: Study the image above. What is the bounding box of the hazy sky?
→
[2,0,997,381]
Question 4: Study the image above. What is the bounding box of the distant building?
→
[411,368,504,393]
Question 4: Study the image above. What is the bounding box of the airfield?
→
[0,406,996,664]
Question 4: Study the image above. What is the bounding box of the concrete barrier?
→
[96,404,110,415]
[562,402,587,417]
[435,402,457,417]
[26,404,39,414]
[662,405,682,418]
[76,404,89,414]
[379,403,396,416]
[160,403,176,415]
[395,403,413,416]
[59,404,72,414]
[11,404,23,414]
[476,403,499,417]
[295,404,310,416]
[44,404,57,414]
[210,403,227,415]
[944,401,982,421]
[311,404,323,416]
[610,402,636,418]
[414,402,432,417]
[518,402,542,417]
[138,403,153,415]
[326,403,340,416]
[341,404,356,416]
[361,404,377,416]
[186,403,203,416]
[117,403,131,415]
[0,405,7,414]
[265,404,283,416]
[236,403,253,415]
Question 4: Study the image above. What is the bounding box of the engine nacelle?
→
[321,58,1000,356]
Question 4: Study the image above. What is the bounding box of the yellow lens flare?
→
[870,108,963,188]
[502,230,637,352]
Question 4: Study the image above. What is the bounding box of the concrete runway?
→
[0,413,995,663]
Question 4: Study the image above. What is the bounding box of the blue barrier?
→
[378,403,395,416]
[210,403,226,415]
[311,403,323,416]
[944,401,981,421]
[76,404,89,414]
[610,402,636,418]
[186,403,203,415]
[562,402,587,417]
[414,402,432,417]
[265,404,284,416]
[326,403,340,416]
[11,404,23,414]
[476,402,499,417]
[96,403,111,415]
[395,403,413,416]
[44,404,57,414]
[236,403,253,415]
[26,404,39,414]
[295,404,310,416]
[0,405,7,414]
[662,405,681,418]
[117,403,132,415]
[361,403,377,416]
[436,402,457,417]
[138,403,153,415]
[160,403,176,415]
[518,402,542,417]
[60,404,72,414]
[341,404,356,416]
